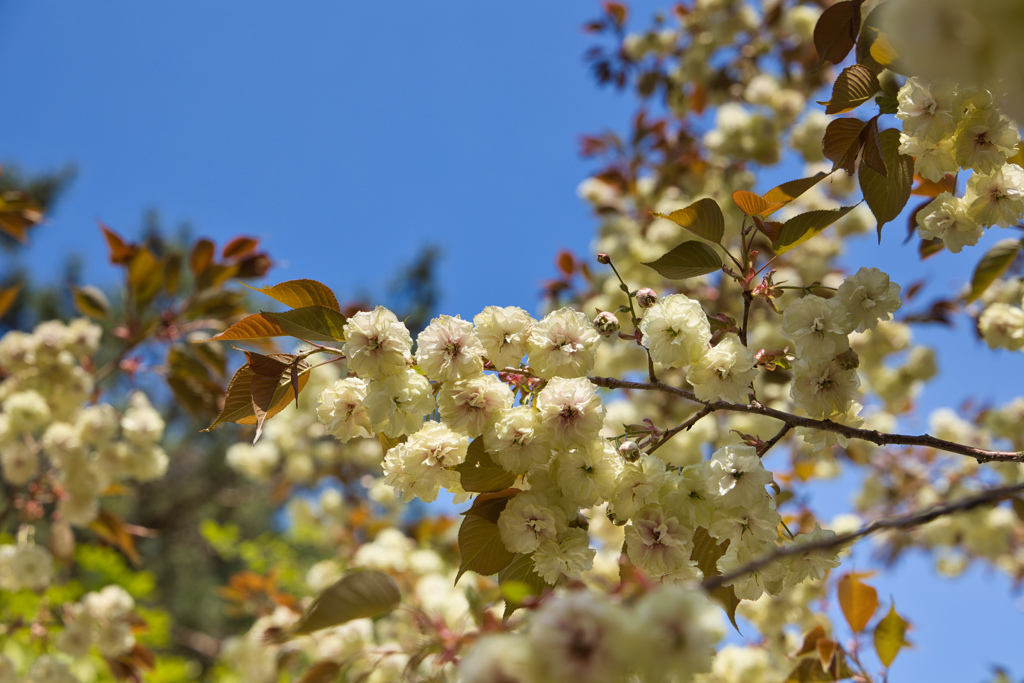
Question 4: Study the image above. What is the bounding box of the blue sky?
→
[1,2,1021,680]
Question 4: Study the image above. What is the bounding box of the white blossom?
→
[342,306,413,380]
[837,267,902,333]
[639,294,711,368]
[688,337,757,403]
[528,307,601,379]
[473,306,534,369]
[415,315,484,383]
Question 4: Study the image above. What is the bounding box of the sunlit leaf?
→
[100,223,136,265]
[643,241,723,280]
[453,439,517,493]
[205,354,310,431]
[732,191,783,217]
[651,197,725,243]
[262,306,348,343]
[189,238,215,277]
[208,313,288,342]
[813,0,858,68]
[821,65,879,114]
[0,192,44,243]
[859,128,914,241]
[837,572,878,632]
[857,2,908,75]
[291,570,400,636]
[873,602,909,668]
[245,279,340,312]
[965,238,1022,303]
[127,248,163,308]
[762,173,829,217]
[774,206,858,254]
[816,637,837,671]
[456,513,515,583]
[692,527,740,630]
[822,118,866,175]
[72,285,110,320]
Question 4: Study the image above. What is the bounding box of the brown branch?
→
[587,375,1024,464]
[740,289,752,347]
[757,423,793,458]
[702,479,1024,591]
[648,405,713,455]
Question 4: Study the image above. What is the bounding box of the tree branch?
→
[587,375,1024,463]
[648,405,713,455]
[702,479,1024,591]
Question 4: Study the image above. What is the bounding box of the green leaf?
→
[813,0,858,68]
[965,238,1022,303]
[859,128,914,241]
[244,279,340,311]
[262,306,348,343]
[876,94,899,115]
[643,241,723,280]
[650,197,725,243]
[822,118,866,175]
[762,173,829,217]
[456,514,515,583]
[873,602,909,668]
[821,64,880,114]
[837,572,878,633]
[860,117,887,177]
[691,527,740,631]
[774,206,858,255]
[453,439,517,493]
[462,488,521,524]
[498,553,552,620]
[292,570,400,636]
[72,285,110,320]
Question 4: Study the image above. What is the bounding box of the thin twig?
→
[757,423,793,458]
[740,290,752,347]
[587,375,1024,463]
[648,406,713,455]
[702,479,1024,590]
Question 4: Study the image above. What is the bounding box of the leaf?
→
[762,173,829,217]
[796,624,828,656]
[875,94,899,115]
[208,313,288,342]
[837,572,878,633]
[732,191,783,217]
[692,527,741,631]
[650,197,725,243]
[873,602,908,668]
[453,439,517,493]
[291,570,400,636]
[816,638,837,671]
[99,223,136,264]
[222,236,260,259]
[72,285,110,320]
[88,510,141,566]
[189,238,215,277]
[784,651,856,682]
[245,279,340,312]
[0,193,44,243]
[164,252,183,296]
[813,0,858,68]
[245,351,300,444]
[821,65,879,114]
[859,128,915,241]
[498,553,551,620]
[456,513,515,583]
[965,238,1022,303]
[774,206,858,254]
[859,117,887,177]
[643,241,723,280]
[0,283,21,319]
[462,488,521,524]
[127,248,163,308]
[919,237,944,260]
[262,306,348,343]
[1012,497,1024,523]
[205,354,310,431]
[857,2,908,75]
[297,662,343,683]
[823,118,866,175]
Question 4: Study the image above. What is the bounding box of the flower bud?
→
[636,288,659,309]
[592,311,620,337]
[618,441,641,462]
[596,253,611,265]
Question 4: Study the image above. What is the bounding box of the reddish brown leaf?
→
[189,239,215,277]
[732,190,784,216]
[822,118,866,175]
[813,0,859,68]
[222,236,260,259]
[860,117,887,176]
[88,510,142,566]
[100,223,137,264]
[0,283,20,319]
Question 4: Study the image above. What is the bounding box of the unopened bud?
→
[593,311,620,337]
[597,253,611,265]
[636,288,659,309]
[618,441,641,462]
